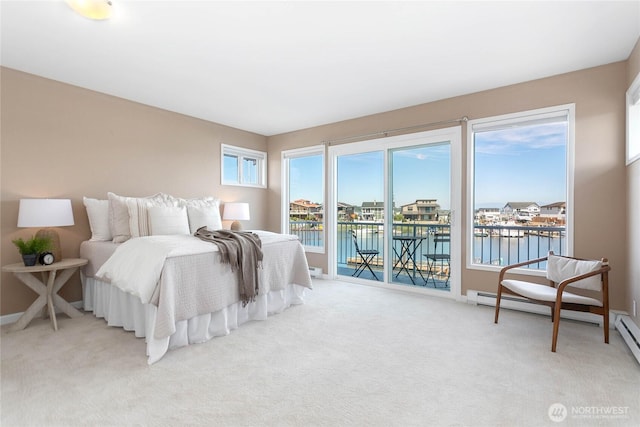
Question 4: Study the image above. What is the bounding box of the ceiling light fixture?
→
[66,0,113,20]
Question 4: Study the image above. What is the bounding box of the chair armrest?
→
[498,255,548,284]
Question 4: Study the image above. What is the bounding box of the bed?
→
[80,193,313,364]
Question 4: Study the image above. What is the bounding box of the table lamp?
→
[17,199,75,262]
[223,202,250,231]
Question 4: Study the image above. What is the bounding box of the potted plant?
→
[12,236,52,266]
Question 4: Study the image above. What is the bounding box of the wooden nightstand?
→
[2,258,88,331]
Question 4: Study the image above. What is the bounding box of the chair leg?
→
[494,285,503,323]
[604,311,609,344]
[551,304,562,352]
[363,255,379,281]
[354,254,379,281]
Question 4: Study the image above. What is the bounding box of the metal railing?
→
[288,220,566,273]
[289,220,323,247]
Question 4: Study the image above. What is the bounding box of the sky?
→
[289,121,567,211]
[474,121,567,208]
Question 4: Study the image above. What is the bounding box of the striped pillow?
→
[126,193,179,238]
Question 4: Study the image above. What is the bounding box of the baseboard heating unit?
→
[308,266,323,278]
[615,315,640,365]
[467,290,608,326]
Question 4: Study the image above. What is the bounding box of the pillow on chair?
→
[546,254,603,291]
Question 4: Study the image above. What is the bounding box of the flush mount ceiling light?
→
[66,0,113,20]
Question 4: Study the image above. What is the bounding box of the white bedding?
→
[82,275,306,364]
[80,230,313,363]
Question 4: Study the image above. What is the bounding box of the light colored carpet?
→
[1,279,639,427]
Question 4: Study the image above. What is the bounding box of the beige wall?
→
[627,38,640,328]
[0,67,268,316]
[1,56,634,317]
[267,61,630,311]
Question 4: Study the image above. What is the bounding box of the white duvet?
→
[95,231,302,304]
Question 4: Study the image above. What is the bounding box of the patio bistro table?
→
[392,235,426,285]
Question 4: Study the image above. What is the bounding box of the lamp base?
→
[230,221,242,231]
[35,228,62,263]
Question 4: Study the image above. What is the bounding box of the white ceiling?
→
[2,1,639,136]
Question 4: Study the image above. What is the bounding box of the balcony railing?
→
[289,220,566,280]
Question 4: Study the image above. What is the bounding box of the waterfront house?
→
[337,202,356,222]
[475,208,501,223]
[401,199,441,222]
[361,201,385,222]
[289,199,323,221]
[539,201,566,218]
[502,202,540,220]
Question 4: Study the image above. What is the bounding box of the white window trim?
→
[221,144,267,188]
[626,72,640,165]
[328,127,462,301]
[466,104,575,276]
[281,144,325,253]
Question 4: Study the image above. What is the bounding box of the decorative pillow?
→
[83,197,112,241]
[546,254,603,291]
[186,205,223,233]
[127,193,179,238]
[107,192,133,243]
[148,206,190,236]
[180,196,222,233]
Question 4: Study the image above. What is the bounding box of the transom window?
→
[467,104,574,273]
[221,144,267,188]
[627,72,640,165]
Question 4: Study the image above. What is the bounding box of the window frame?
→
[281,144,325,253]
[627,72,640,165]
[221,144,267,188]
[466,104,575,276]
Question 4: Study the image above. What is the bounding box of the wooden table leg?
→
[46,270,58,331]
[9,272,47,332]
[51,268,83,319]
[9,267,83,331]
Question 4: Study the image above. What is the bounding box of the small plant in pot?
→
[12,236,52,266]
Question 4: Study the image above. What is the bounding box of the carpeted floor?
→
[1,279,639,426]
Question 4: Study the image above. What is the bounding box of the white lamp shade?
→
[223,202,250,221]
[17,199,75,228]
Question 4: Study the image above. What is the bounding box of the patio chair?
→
[424,235,450,287]
[494,251,611,352]
[351,230,380,280]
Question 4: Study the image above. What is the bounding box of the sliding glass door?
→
[390,143,451,290]
[335,151,385,280]
[329,127,461,298]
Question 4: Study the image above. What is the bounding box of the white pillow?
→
[127,193,179,238]
[148,206,190,236]
[83,197,112,241]
[108,192,167,242]
[187,205,223,233]
[179,196,222,233]
[546,254,603,291]
[107,192,132,243]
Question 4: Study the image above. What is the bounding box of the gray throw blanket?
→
[194,227,263,306]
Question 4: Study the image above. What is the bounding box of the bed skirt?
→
[81,274,307,364]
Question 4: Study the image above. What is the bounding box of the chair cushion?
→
[546,255,602,291]
[502,279,603,307]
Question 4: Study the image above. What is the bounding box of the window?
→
[282,145,325,253]
[627,72,640,165]
[467,105,574,273]
[221,144,267,187]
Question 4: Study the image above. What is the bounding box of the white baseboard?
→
[0,300,84,326]
[467,290,617,328]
